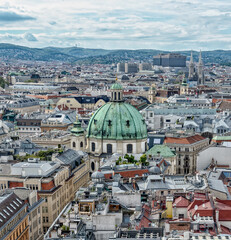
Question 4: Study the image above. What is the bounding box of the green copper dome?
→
[111,82,123,90]
[86,102,147,140]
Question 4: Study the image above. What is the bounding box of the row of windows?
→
[18,127,40,131]
[72,141,83,148]
[91,143,133,154]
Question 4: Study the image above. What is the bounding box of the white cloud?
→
[0,0,230,50]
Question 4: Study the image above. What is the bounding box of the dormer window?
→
[126,120,130,127]
[108,120,112,127]
[94,119,97,124]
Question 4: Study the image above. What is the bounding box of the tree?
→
[140,154,147,165]
[0,77,7,89]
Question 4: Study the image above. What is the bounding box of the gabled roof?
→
[0,192,26,230]
[173,196,189,208]
[188,200,213,218]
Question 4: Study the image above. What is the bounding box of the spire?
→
[190,50,193,63]
[198,50,202,64]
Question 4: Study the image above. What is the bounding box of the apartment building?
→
[0,157,90,233]
[164,134,209,174]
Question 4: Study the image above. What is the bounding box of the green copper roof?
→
[213,136,231,141]
[146,145,175,158]
[182,78,187,86]
[71,119,84,136]
[111,82,123,90]
[86,102,147,140]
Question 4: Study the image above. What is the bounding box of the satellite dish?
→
[194,205,198,210]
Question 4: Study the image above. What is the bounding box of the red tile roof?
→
[188,200,213,218]
[164,135,206,145]
[173,196,190,208]
[216,200,231,221]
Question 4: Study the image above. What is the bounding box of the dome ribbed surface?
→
[86,102,147,140]
[111,82,123,90]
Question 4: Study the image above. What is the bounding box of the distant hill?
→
[0,43,231,65]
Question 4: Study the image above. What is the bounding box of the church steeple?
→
[189,50,195,79]
[71,115,84,136]
[197,50,204,85]
[198,50,203,65]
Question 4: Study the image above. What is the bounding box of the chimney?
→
[157,151,161,157]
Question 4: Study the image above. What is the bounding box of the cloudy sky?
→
[0,0,231,50]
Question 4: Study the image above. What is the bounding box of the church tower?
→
[197,50,204,85]
[188,51,195,79]
[71,116,85,151]
[180,75,188,95]
[148,84,156,103]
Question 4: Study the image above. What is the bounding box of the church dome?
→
[86,101,147,140]
[87,81,147,141]
[110,82,123,90]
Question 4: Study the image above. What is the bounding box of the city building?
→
[153,53,186,67]
[86,82,148,157]
[164,134,209,174]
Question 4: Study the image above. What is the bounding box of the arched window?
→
[91,162,95,171]
[127,144,133,153]
[114,92,117,101]
[91,142,95,152]
[80,142,83,148]
[72,142,76,148]
[107,144,113,154]
[118,92,121,100]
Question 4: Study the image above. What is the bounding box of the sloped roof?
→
[218,101,231,111]
[165,135,205,145]
[56,149,82,165]
[146,144,175,158]
[173,196,189,208]
[0,192,26,230]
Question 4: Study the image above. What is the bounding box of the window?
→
[107,144,113,154]
[118,92,121,100]
[91,162,95,171]
[166,119,171,123]
[127,144,133,153]
[179,214,184,219]
[80,142,83,148]
[91,142,95,152]
[72,142,76,148]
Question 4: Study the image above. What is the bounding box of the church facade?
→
[70,81,148,171]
